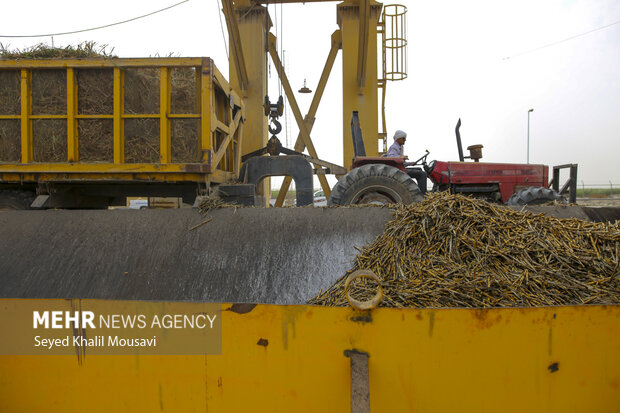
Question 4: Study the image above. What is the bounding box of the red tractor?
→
[328,113,577,206]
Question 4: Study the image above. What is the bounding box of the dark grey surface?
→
[0,207,392,304]
[1,204,616,304]
[509,205,620,222]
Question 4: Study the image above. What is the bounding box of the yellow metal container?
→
[1,302,618,412]
[0,58,244,187]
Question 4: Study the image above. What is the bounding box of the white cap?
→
[394,130,407,141]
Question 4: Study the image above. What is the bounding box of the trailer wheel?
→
[0,190,35,210]
[328,164,423,206]
[505,187,566,206]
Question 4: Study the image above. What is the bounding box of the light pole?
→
[527,108,534,164]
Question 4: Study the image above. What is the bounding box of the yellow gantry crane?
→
[221,0,407,206]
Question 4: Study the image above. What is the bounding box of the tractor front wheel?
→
[328,164,423,206]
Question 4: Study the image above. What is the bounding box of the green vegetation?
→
[271,190,296,199]
[0,41,116,59]
[578,187,620,197]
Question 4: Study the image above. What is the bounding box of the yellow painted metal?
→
[338,2,382,169]
[0,57,205,69]
[113,67,125,164]
[268,34,332,199]
[122,113,160,119]
[199,59,213,158]
[19,69,32,163]
[66,68,78,162]
[0,163,210,173]
[0,303,618,412]
[233,120,244,175]
[228,3,270,204]
[167,114,200,119]
[1,58,244,188]
[222,0,249,92]
[160,67,172,164]
[0,173,210,183]
[209,169,236,183]
[382,4,408,81]
[212,110,242,171]
[274,30,342,207]
[357,0,370,90]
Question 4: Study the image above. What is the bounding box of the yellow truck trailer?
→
[0,57,244,208]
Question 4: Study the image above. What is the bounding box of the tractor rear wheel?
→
[0,190,35,210]
[328,164,423,206]
[505,187,566,206]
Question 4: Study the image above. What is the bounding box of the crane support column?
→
[227,1,270,203]
[338,1,382,169]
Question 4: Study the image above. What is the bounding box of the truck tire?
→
[505,187,566,206]
[0,190,35,210]
[328,164,423,206]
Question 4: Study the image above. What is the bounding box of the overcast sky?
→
[2,0,619,189]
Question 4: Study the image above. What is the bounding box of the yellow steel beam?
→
[113,68,125,164]
[214,120,230,135]
[338,2,382,168]
[66,68,78,162]
[226,102,234,171]
[0,172,235,184]
[212,55,234,95]
[166,114,201,119]
[357,0,370,91]
[275,30,342,207]
[379,79,387,152]
[0,163,210,173]
[227,3,270,204]
[124,114,165,119]
[194,68,203,165]
[160,67,171,164]
[222,0,249,92]
[27,115,67,119]
[268,34,332,198]
[212,110,242,170]
[0,57,206,69]
[234,119,244,176]
[19,70,32,163]
[209,169,236,183]
[227,106,234,171]
[1,172,208,182]
[78,115,113,119]
[200,59,213,161]
[0,303,618,411]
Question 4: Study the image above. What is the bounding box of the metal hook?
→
[269,118,282,135]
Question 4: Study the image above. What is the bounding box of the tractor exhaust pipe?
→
[455,118,464,162]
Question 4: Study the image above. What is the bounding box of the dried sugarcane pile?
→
[197,196,237,215]
[309,192,620,308]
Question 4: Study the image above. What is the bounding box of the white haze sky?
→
[2,0,619,189]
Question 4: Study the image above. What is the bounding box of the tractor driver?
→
[386,130,427,195]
